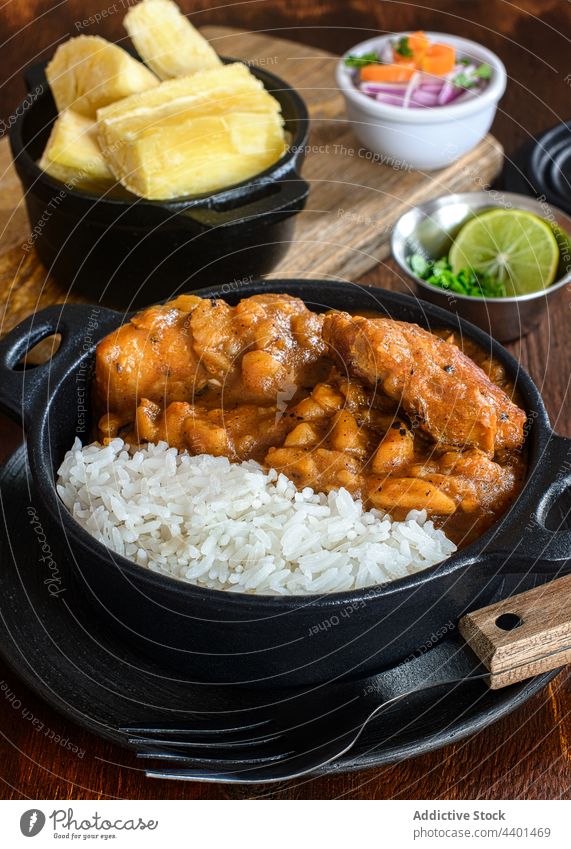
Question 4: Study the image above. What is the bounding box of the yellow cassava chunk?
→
[369,478,457,515]
[97,64,286,199]
[124,0,222,79]
[39,110,113,188]
[97,63,278,128]
[46,35,159,118]
[371,421,414,475]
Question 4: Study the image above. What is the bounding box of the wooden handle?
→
[459,574,571,689]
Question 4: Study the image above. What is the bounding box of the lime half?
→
[449,209,560,296]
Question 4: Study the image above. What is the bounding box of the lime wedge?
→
[449,209,560,296]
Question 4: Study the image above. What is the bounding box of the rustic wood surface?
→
[0,0,570,801]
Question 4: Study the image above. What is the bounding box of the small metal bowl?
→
[391,191,571,341]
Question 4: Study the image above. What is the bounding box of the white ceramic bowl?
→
[336,32,507,170]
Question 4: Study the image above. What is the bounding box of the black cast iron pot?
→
[9,61,309,309]
[1,280,570,688]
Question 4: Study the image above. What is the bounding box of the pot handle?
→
[491,433,571,565]
[23,61,48,95]
[0,304,122,427]
[172,178,309,230]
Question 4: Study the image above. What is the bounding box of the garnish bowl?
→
[336,32,506,170]
[391,191,571,341]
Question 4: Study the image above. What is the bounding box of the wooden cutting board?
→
[0,26,503,336]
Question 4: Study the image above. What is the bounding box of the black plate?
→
[0,445,556,775]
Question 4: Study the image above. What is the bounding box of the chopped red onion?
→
[376,92,406,106]
[437,80,457,105]
[360,82,408,94]
[410,89,440,107]
[402,72,420,108]
[353,53,490,110]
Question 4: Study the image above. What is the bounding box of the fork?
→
[121,569,571,784]
[121,638,492,783]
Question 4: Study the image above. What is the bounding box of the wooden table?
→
[0,0,570,800]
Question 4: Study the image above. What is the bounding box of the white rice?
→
[56,438,456,595]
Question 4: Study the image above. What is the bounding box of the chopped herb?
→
[453,62,493,89]
[394,36,414,58]
[344,51,380,68]
[410,253,430,276]
[408,253,507,298]
[474,63,492,79]
[453,72,474,89]
[459,57,471,66]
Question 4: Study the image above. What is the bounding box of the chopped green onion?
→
[344,52,379,68]
[452,72,474,89]
[453,62,493,89]
[394,36,413,58]
[474,63,492,79]
[410,253,430,276]
[408,253,507,298]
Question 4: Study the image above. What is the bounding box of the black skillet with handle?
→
[0,279,570,688]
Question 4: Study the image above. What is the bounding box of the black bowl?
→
[9,60,310,309]
[1,279,570,688]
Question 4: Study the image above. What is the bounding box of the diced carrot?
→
[392,32,430,67]
[407,31,430,57]
[393,51,416,66]
[421,43,456,76]
[361,62,416,83]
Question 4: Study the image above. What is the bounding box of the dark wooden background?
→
[0,0,570,800]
